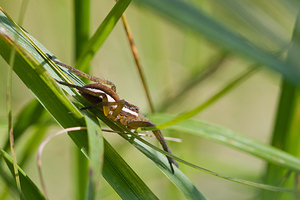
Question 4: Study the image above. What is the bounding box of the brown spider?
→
[47,54,179,173]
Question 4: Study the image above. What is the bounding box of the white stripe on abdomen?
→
[86,88,138,117]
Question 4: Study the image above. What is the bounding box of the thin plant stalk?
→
[120,12,155,112]
[6,0,30,195]
[74,0,90,73]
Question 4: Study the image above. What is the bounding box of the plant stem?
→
[120,13,155,112]
[74,1,90,199]
[262,13,300,200]
[74,0,90,73]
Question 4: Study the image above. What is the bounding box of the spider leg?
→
[80,100,126,121]
[55,80,110,115]
[110,100,126,119]
[128,120,179,174]
[47,54,116,91]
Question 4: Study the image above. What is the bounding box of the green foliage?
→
[0,5,204,199]
[1,0,300,199]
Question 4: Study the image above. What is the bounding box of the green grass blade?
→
[262,12,300,200]
[133,0,300,86]
[76,0,131,69]
[1,149,45,200]
[0,161,20,199]
[73,1,91,198]
[129,134,300,193]
[150,114,300,173]
[102,139,159,200]
[74,0,90,73]
[85,116,103,200]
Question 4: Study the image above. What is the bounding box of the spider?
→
[47,54,179,174]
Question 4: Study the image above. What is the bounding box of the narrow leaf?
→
[150,114,300,173]
[263,12,300,200]
[85,116,103,200]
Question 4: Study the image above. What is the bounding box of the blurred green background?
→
[1,0,298,199]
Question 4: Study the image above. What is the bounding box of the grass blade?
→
[129,133,300,193]
[85,116,103,200]
[102,139,159,200]
[73,1,91,198]
[262,12,300,200]
[74,0,90,72]
[150,114,300,173]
